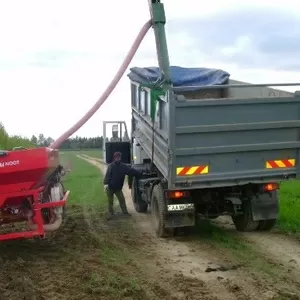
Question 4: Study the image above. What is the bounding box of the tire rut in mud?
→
[0,205,189,300]
[214,217,300,277]
[0,205,96,300]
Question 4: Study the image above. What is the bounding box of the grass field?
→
[61,149,103,159]
[61,153,104,207]
[59,153,152,299]
[278,180,300,233]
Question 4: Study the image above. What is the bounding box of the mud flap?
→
[250,191,279,221]
[225,197,243,215]
[165,213,195,228]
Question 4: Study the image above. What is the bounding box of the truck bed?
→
[129,68,300,190]
[173,91,300,189]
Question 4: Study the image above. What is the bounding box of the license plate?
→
[167,203,194,211]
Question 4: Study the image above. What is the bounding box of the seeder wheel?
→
[42,182,66,224]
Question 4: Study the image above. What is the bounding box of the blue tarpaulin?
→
[127,66,230,92]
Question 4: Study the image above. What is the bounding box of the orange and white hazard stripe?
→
[265,159,296,169]
[176,165,209,176]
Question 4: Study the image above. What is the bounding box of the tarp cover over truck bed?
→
[127,66,230,92]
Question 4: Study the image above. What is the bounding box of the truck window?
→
[144,90,150,116]
[137,88,141,110]
[140,90,146,114]
[131,84,137,107]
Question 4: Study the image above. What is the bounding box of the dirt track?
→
[79,154,300,300]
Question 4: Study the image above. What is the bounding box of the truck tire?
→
[232,201,259,232]
[127,175,133,189]
[131,178,148,213]
[151,184,174,237]
[257,219,277,231]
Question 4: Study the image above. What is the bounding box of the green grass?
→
[61,153,104,207]
[60,149,103,158]
[59,153,152,299]
[278,180,300,233]
[80,149,103,159]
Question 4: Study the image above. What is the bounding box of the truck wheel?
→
[127,176,133,189]
[151,184,174,237]
[232,201,259,232]
[257,219,277,231]
[131,178,148,213]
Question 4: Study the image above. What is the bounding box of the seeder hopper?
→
[0,147,69,241]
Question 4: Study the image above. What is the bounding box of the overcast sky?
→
[0,0,300,139]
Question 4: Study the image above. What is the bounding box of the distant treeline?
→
[0,122,124,150]
[58,136,105,149]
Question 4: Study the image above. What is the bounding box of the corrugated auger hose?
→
[50,20,152,149]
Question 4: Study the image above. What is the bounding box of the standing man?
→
[103,152,142,220]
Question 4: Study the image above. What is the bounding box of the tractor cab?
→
[102,121,131,164]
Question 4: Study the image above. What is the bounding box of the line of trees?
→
[0,123,128,150]
[0,123,34,149]
[55,136,105,149]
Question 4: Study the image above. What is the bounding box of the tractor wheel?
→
[151,184,174,237]
[256,219,277,231]
[131,178,148,213]
[232,201,259,232]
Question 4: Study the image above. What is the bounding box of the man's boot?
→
[107,211,114,220]
[122,211,131,217]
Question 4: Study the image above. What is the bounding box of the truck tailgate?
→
[173,95,300,189]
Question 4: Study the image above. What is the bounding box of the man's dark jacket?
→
[103,161,141,191]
